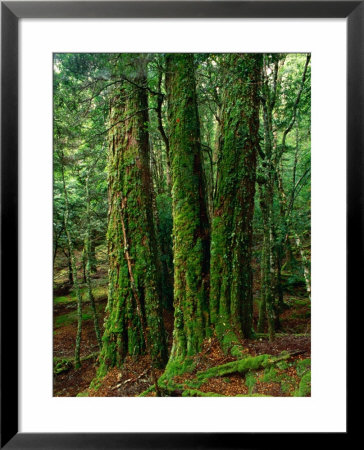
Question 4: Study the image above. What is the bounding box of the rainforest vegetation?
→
[53,53,311,397]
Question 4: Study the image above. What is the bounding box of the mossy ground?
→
[54,302,105,329]
[54,283,108,306]
[142,348,310,397]
[132,337,310,397]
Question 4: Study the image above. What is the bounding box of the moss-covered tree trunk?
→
[98,55,167,375]
[90,230,97,273]
[66,248,73,285]
[210,54,262,340]
[165,54,210,360]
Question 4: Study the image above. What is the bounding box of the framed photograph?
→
[1,1,357,448]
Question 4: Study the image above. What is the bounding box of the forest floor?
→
[53,258,310,397]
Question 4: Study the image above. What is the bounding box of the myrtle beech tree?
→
[165,54,211,360]
[210,54,262,342]
[98,55,167,378]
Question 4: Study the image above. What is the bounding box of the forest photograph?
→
[53,52,311,398]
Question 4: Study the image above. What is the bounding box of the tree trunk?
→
[276,164,311,301]
[257,68,277,340]
[90,231,97,273]
[82,247,87,283]
[99,55,167,373]
[293,232,311,300]
[85,175,102,350]
[66,248,73,286]
[60,152,83,369]
[155,194,174,310]
[210,54,262,339]
[165,54,211,360]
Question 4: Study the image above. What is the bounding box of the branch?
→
[279,54,311,159]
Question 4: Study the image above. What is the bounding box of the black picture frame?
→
[1,1,357,448]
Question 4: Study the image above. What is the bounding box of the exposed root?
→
[139,350,304,397]
[195,351,299,382]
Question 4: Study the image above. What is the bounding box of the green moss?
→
[92,285,108,301]
[281,381,293,394]
[139,351,295,397]
[165,54,210,359]
[162,356,196,384]
[230,345,247,358]
[97,56,167,374]
[139,385,156,397]
[291,311,310,319]
[245,371,257,395]
[296,358,311,377]
[54,352,99,375]
[76,391,89,397]
[137,356,199,396]
[196,354,271,382]
[54,295,71,305]
[263,366,279,383]
[235,393,271,397]
[210,54,262,339]
[215,324,246,358]
[182,389,224,397]
[89,367,106,391]
[261,358,302,394]
[53,285,107,306]
[54,302,105,329]
[294,371,311,396]
[54,311,90,328]
[277,360,289,370]
[291,298,310,308]
[53,358,72,374]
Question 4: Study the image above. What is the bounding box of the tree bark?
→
[257,56,278,340]
[99,55,167,373]
[60,151,83,369]
[210,54,262,339]
[165,54,211,359]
